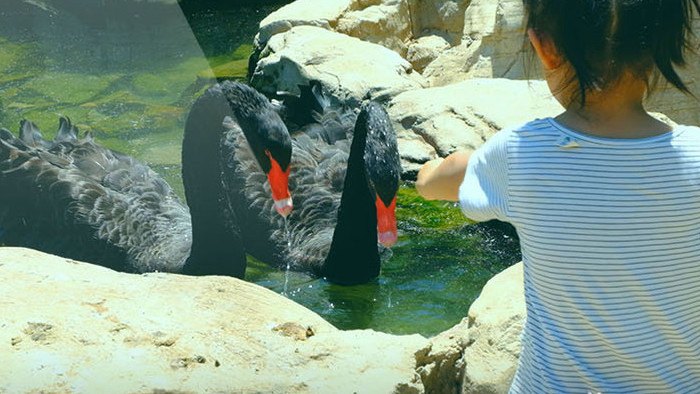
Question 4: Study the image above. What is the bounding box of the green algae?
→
[0,47,206,140]
[78,90,184,137]
[0,39,40,77]
[24,72,122,105]
[396,184,469,230]
[126,129,184,165]
[132,57,212,104]
[199,45,254,79]
[199,58,249,80]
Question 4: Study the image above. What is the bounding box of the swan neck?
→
[322,120,379,285]
[182,85,246,276]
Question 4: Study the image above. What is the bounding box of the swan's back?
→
[224,103,379,273]
[213,81,398,283]
[282,134,351,268]
[0,118,191,272]
[218,104,349,270]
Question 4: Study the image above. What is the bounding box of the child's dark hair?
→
[523,0,700,104]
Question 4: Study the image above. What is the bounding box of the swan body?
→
[181,81,292,276]
[0,82,292,277]
[196,81,401,285]
[0,80,399,286]
[0,118,194,272]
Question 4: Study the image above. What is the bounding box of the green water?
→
[0,0,520,337]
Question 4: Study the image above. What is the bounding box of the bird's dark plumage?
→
[213,81,401,285]
[0,118,192,272]
[0,80,400,286]
[0,82,292,277]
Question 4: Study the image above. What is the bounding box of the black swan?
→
[0,83,292,277]
[195,81,401,285]
[0,81,399,285]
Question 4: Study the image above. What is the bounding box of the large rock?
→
[256,0,467,51]
[254,0,699,127]
[250,25,426,105]
[406,34,451,73]
[256,0,355,44]
[461,262,524,394]
[412,262,526,394]
[408,0,468,44]
[388,78,563,177]
[422,0,532,86]
[416,317,470,394]
[0,247,528,393]
[0,247,428,393]
[420,0,700,125]
[336,0,413,56]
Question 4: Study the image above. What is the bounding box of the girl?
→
[416,0,700,392]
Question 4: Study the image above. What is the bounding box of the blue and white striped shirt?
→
[459,118,700,393]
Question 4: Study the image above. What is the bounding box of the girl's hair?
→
[523,0,700,104]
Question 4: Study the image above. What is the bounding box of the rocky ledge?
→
[249,0,699,178]
[0,247,525,393]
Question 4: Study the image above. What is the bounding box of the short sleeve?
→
[458,129,510,222]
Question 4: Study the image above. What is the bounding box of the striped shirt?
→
[459,118,700,393]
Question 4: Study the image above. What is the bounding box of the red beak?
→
[376,195,397,247]
[267,155,293,217]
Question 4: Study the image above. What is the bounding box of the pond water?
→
[0,0,521,337]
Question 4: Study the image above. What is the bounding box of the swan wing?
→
[220,116,284,264]
[0,119,191,272]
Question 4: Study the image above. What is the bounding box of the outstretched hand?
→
[415,150,473,202]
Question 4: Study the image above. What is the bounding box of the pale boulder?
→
[406,35,451,73]
[250,25,426,105]
[409,0,469,44]
[336,0,413,56]
[461,262,525,394]
[0,247,428,393]
[416,317,471,394]
[388,78,563,170]
[422,0,533,86]
[253,0,699,126]
[256,0,354,44]
[416,40,482,87]
[396,131,439,178]
[419,0,700,125]
[414,262,526,394]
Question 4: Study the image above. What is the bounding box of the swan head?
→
[223,81,294,217]
[247,109,294,217]
[265,148,293,217]
[358,102,401,248]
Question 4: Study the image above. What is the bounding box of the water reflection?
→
[2,0,204,73]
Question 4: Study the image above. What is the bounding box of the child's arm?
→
[415,150,473,201]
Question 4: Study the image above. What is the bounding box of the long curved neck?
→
[321,118,379,285]
[181,86,246,277]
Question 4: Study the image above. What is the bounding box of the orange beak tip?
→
[378,231,398,248]
[274,197,293,217]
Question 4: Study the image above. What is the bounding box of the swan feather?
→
[0,118,191,272]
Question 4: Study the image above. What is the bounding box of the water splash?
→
[282,216,292,296]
